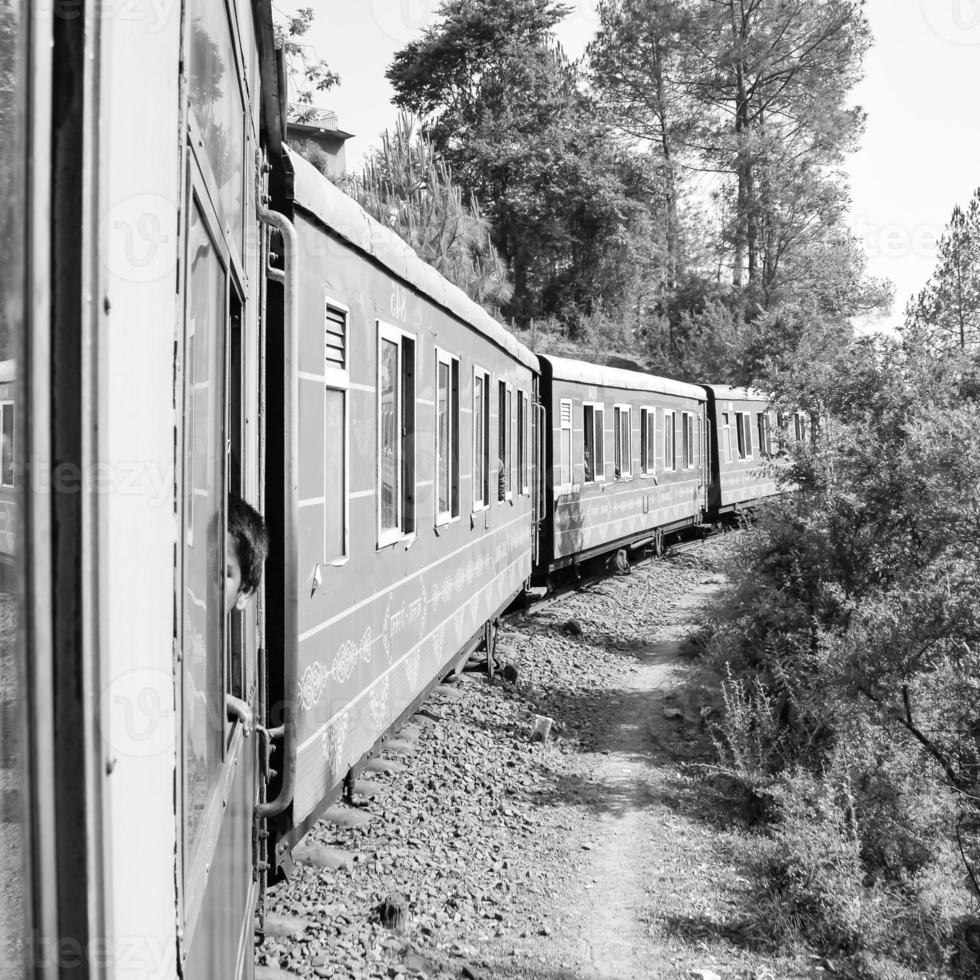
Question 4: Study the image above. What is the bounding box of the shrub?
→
[697,335,980,973]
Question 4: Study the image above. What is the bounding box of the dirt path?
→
[483,582,738,980]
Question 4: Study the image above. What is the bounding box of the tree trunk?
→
[727,0,753,292]
[652,38,681,290]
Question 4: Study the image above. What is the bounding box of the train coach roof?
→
[702,384,770,402]
[541,355,705,401]
[286,147,539,372]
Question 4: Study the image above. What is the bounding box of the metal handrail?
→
[255,206,299,820]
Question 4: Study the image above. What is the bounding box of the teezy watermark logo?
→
[922,0,980,45]
[367,0,440,43]
[100,193,177,285]
[101,667,175,760]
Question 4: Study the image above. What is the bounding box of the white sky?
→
[292,0,980,329]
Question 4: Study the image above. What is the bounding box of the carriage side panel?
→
[288,212,536,824]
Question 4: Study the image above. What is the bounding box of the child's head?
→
[225,494,270,615]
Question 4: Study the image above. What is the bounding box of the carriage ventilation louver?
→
[325,305,346,368]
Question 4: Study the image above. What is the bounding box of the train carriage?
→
[537,356,708,573]
[702,385,783,517]
[264,148,541,859]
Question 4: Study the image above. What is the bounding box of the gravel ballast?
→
[257,538,814,980]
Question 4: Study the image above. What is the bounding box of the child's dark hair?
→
[228,494,269,596]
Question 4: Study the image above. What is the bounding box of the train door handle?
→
[255,723,282,779]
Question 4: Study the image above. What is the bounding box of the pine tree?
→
[347,114,513,314]
[590,0,871,307]
[906,190,980,353]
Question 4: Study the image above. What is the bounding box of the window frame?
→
[434,347,460,527]
[497,379,514,503]
[557,397,573,493]
[721,411,733,464]
[518,389,530,496]
[582,400,605,484]
[663,409,676,472]
[682,411,695,470]
[639,405,656,476]
[794,412,808,444]
[736,411,753,460]
[322,296,350,565]
[376,319,417,549]
[179,168,233,910]
[614,404,632,479]
[757,411,772,458]
[472,365,491,512]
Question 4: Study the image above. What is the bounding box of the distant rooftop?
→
[287,104,353,139]
[286,106,354,179]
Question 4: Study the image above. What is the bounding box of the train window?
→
[558,398,573,489]
[436,349,460,524]
[188,0,245,251]
[664,410,676,471]
[324,302,349,561]
[614,405,632,478]
[583,403,604,483]
[451,360,461,513]
[498,381,513,502]
[757,412,772,458]
[640,407,655,474]
[378,323,416,544]
[721,412,733,463]
[794,412,807,443]
[474,368,491,509]
[0,402,13,486]
[736,412,752,459]
[181,198,227,861]
[682,412,695,469]
[518,390,529,495]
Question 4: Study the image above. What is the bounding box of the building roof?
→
[286,146,539,371]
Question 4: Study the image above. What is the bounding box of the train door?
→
[177,1,263,976]
[532,377,546,566]
[698,409,709,517]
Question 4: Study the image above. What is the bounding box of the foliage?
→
[694,335,980,972]
[345,114,513,312]
[387,0,666,329]
[749,771,963,978]
[906,188,980,354]
[585,0,887,381]
[275,7,340,122]
[590,0,871,304]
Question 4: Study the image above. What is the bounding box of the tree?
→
[905,189,980,353]
[387,0,664,328]
[275,7,340,122]
[590,0,872,308]
[346,114,513,313]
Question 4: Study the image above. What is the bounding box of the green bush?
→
[695,335,980,974]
